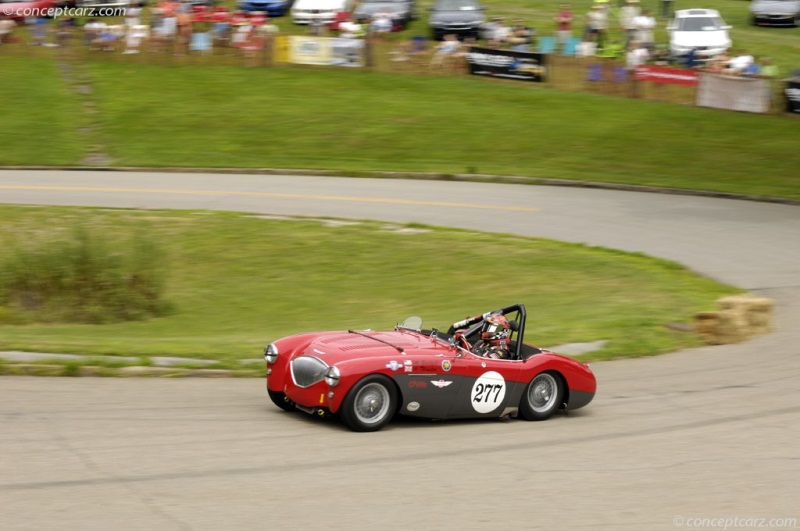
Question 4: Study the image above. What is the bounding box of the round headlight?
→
[324,366,340,387]
[264,343,278,364]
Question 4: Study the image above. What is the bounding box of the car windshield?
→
[435,0,480,10]
[677,16,723,31]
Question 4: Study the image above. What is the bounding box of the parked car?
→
[352,0,414,31]
[750,0,800,27]
[291,0,348,24]
[428,0,485,41]
[264,303,596,432]
[667,8,732,62]
[239,0,292,17]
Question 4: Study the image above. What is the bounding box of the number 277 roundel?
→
[471,371,506,414]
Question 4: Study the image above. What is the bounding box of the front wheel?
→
[340,375,397,432]
[519,372,564,421]
[268,389,296,412]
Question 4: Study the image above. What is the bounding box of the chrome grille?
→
[291,356,328,388]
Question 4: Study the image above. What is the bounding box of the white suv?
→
[291,0,349,24]
[667,8,732,61]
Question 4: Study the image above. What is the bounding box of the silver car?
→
[750,0,800,27]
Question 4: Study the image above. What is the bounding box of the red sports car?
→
[264,303,596,432]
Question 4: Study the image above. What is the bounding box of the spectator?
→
[124,22,148,54]
[83,17,103,48]
[585,4,608,50]
[683,47,699,69]
[741,57,762,77]
[760,57,778,78]
[211,7,231,47]
[126,2,143,32]
[370,12,392,38]
[508,19,533,50]
[174,1,193,55]
[705,51,729,73]
[430,32,460,68]
[632,9,655,50]
[727,50,754,73]
[554,4,573,47]
[31,16,50,46]
[618,0,640,47]
[0,15,17,45]
[487,16,511,47]
[339,15,362,39]
[231,16,251,48]
[625,39,648,70]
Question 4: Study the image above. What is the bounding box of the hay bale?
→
[694,311,721,344]
[694,294,774,345]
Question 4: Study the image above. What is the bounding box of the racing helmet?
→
[480,314,511,347]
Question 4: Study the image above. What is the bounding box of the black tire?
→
[519,371,564,421]
[339,375,397,432]
[268,389,296,412]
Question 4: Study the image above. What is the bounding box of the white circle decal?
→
[471,371,506,414]
[407,401,420,412]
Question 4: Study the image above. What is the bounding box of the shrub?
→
[0,225,172,324]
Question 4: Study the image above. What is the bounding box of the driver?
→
[472,313,511,359]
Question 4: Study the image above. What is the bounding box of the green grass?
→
[0,56,85,165]
[0,205,738,362]
[83,61,800,198]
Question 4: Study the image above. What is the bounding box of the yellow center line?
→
[0,185,539,212]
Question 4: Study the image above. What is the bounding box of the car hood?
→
[293,330,452,364]
[293,0,345,9]
[671,30,729,47]
[354,2,407,15]
[430,10,484,23]
[750,0,800,14]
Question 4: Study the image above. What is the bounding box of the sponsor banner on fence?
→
[467,46,547,82]
[696,73,771,114]
[330,38,365,67]
[785,79,800,114]
[289,36,332,66]
[288,36,364,67]
[634,65,698,86]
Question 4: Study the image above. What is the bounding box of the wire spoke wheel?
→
[354,383,391,425]
[528,373,558,413]
[519,371,564,421]
[341,375,397,432]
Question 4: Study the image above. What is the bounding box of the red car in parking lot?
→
[2,0,59,20]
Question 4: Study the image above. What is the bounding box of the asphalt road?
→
[1,170,799,531]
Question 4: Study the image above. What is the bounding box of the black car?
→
[353,0,415,30]
[428,0,485,41]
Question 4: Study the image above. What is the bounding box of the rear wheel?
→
[268,389,296,412]
[340,375,397,432]
[519,372,564,421]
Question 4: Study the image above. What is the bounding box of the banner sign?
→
[288,36,363,67]
[785,79,800,114]
[466,46,547,82]
[330,38,364,67]
[289,36,332,66]
[634,65,698,86]
[696,73,771,114]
